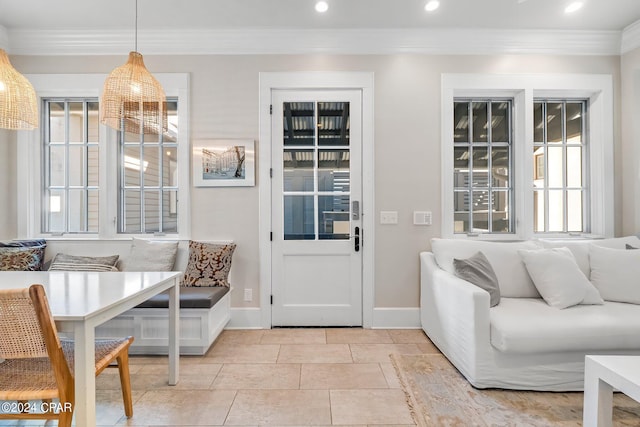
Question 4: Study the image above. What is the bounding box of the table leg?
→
[73,321,96,427]
[584,360,614,427]
[168,277,179,385]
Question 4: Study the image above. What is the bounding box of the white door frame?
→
[258,71,375,329]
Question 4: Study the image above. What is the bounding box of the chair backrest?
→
[0,287,49,359]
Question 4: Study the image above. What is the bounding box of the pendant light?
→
[0,49,38,130]
[100,0,166,134]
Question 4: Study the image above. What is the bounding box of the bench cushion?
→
[135,286,229,309]
[490,297,640,353]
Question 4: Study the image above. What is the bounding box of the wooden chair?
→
[0,284,134,426]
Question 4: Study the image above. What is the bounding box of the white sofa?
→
[43,239,231,355]
[420,236,640,391]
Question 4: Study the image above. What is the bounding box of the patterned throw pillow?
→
[48,253,120,272]
[182,241,236,287]
[0,246,46,271]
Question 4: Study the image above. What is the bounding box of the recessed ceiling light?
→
[425,0,440,12]
[315,1,329,13]
[564,1,583,13]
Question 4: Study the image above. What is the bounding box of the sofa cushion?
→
[119,238,179,272]
[590,245,640,304]
[518,247,603,309]
[431,238,541,298]
[490,298,640,353]
[453,251,500,307]
[135,286,229,309]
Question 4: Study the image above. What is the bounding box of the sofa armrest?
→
[420,251,491,380]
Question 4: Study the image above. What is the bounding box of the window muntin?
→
[533,100,589,233]
[453,99,513,234]
[42,99,100,234]
[118,98,179,234]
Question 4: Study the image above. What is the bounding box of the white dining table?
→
[0,270,181,427]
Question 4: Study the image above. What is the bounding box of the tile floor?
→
[1,328,439,426]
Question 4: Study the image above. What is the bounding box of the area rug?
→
[390,353,640,426]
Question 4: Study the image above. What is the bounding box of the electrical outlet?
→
[243,288,253,302]
[380,211,398,224]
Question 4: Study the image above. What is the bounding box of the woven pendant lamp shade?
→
[100,51,166,134]
[0,49,38,130]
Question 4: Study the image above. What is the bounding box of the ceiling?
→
[1,0,639,32]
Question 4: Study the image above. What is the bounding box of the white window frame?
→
[441,73,614,240]
[17,73,191,240]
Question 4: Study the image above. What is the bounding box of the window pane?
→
[284,149,314,192]
[567,190,583,232]
[492,190,511,233]
[566,102,583,144]
[548,190,564,232]
[547,146,563,188]
[163,149,178,187]
[547,102,563,143]
[163,190,178,233]
[68,189,85,232]
[318,102,349,146]
[471,190,489,232]
[454,191,470,233]
[533,190,545,233]
[47,190,65,233]
[88,145,99,187]
[49,146,66,187]
[533,147,545,185]
[144,190,160,233]
[87,102,99,143]
[87,190,99,233]
[124,147,141,186]
[68,146,84,187]
[454,147,469,188]
[454,102,469,143]
[123,190,141,233]
[492,147,509,187]
[491,101,509,142]
[472,148,488,187]
[284,102,315,146]
[318,195,350,240]
[68,102,84,144]
[49,102,65,143]
[533,102,544,143]
[284,195,315,240]
[143,146,160,187]
[165,101,179,142]
[566,146,582,188]
[472,102,488,142]
[318,150,349,192]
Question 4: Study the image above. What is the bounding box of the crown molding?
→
[621,20,640,54]
[6,27,622,56]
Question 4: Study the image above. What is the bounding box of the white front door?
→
[271,90,363,326]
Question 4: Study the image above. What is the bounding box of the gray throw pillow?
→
[49,253,119,272]
[626,244,638,250]
[453,251,501,307]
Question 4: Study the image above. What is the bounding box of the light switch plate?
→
[414,211,433,225]
[380,211,398,224]
[244,288,253,302]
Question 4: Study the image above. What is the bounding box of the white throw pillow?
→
[119,238,179,272]
[431,239,542,298]
[590,244,640,304]
[518,247,603,309]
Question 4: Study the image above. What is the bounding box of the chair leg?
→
[116,351,134,418]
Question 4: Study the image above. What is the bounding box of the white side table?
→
[583,355,640,427]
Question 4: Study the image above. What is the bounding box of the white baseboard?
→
[371,307,421,329]
[228,306,421,329]
[228,307,263,329]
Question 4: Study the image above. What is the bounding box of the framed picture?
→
[534,152,544,180]
[192,139,255,187]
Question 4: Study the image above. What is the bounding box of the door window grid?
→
[282,101,351,240]
[453,99,514,234]
[118,98,179,234]
[533,99,589,233]
[42,98,100,234]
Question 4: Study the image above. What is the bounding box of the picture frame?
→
[192,139,255,187]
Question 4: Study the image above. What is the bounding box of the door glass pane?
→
[567,146,582,187]
[318,102,349,146]
[472,102,488,142]
[318,150,350,192]
[566,102,583,144]
[49,146,66,187]
[319,195,350,240]
[491,147,509,187]
[548,190,564,232]
[68,146,84,186]
[283,102,315,146]
[284,195,315,240]
[533,102,544,143]
[471,190,489,232]
[534,190,545,233]
[49,102,65,143]
[123,190,141,233]
[284,149,314,192]
[472,148,489,187]
[547,146,563,187]
[567,190,583,232]
[68,102,84,144]
[492,190,510,232]
[453,102,469,143]
[547,102,563,143]
[491,101,509,142]
[454,190,469,233]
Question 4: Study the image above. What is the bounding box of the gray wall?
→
[3,53,624,309]
[621,47,640,236]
